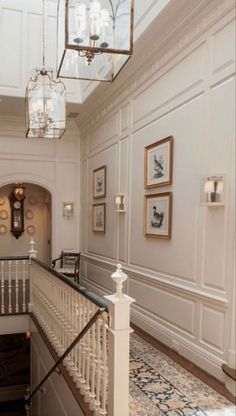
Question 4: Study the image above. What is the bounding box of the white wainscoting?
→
[80,2,235,382]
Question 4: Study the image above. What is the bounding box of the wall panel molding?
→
[79,0,235,132]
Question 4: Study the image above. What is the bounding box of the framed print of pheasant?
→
[144,136,173,188]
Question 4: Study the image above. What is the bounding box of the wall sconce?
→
[63,202,74,217]
[201,175,225,206]
[115,194,125,212]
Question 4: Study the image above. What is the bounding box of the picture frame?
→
[144,136,173,188]
[92,203,106,234]
[93,165,106,199]
[144,192,172,239]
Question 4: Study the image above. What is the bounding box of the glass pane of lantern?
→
[57,0,133,81]
[26,69,66,139]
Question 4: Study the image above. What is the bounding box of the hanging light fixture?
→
[57,0,134,82]
[26,0,66,139]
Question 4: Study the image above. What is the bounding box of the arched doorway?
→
[0,182,52,264]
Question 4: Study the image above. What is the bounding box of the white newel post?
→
[105,264,135,416]
[28,238,37,259]
[28,238,37,313]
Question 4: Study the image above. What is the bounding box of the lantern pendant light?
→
[57,0,134,82]
[26,0,66,139]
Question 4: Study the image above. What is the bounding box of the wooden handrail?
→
[31,258,108,311]
[0,256,29,261]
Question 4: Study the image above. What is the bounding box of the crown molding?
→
[78,0,235,133]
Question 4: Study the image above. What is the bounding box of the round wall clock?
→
[0,225,7,234]
[27,225,36,235]
[0,210,8,220]
[25,209,34,220]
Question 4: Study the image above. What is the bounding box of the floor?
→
[129,329,236,416]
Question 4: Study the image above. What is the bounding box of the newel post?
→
[28,238,37,259]
[104,264,135,416]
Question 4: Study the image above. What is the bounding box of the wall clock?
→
[9,191,25,239]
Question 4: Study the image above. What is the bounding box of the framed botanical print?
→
[144,136,173,188]
[144,192,172,239]
[92,203,106,234]
[93,165,106,199]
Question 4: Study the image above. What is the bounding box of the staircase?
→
[0,400,26,416]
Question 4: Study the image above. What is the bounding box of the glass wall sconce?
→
[201,175,225,206]
[115,194,125,212]
[63,202,74,217]
[57,0,134,82]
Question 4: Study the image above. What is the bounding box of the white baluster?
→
[94,317,101,414]
[1,261,4,314]
[15,260,19,313]
[8,260,12,314]
[89,302,96,410]
[100,321,107,415]
[84,298,91,402]
[80,295,86,394]
[22,260,26,312]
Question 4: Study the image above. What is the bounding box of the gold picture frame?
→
[144,136,173,188]
[93,166,106,199]
[92,203,106,234]
[144,192,172,239]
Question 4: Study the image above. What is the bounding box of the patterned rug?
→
[129,333,235,416]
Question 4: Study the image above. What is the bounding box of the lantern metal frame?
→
[26,0,67,139]
[26,68,67,139]
[57,0,134,82]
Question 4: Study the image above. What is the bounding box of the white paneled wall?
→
[0,120,81,260]
[80,1,235,381]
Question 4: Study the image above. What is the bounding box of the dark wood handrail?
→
[25,308,104,407]
[31,258,108,311]
[0,256,29,261]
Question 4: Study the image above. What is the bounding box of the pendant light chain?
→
[42,0,46,68]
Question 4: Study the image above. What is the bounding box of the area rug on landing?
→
[129,333,235,416]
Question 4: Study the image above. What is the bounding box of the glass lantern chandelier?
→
[26,0,66,139]
[57,0,134,82]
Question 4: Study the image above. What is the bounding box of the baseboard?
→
[131,305,224,382]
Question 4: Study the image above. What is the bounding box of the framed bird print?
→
[92,203,106,234]
[93,166,106,199]
[144,192,172,238]
[144,136,173,188]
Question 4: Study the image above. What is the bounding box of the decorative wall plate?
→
[0,196,5,206]
[27,225,36,235]
[25,209,34,220]
[28,196,37,205]
[0,210,8,220]
[0,225,7,234]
